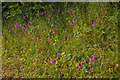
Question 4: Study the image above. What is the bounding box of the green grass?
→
[2,2,119,78]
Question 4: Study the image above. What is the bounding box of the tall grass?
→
[2,2,119,78]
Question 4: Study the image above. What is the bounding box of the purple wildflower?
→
[94,34,96,36]
[70,12,72,15]
[12,28,14,30]
[57,66,59,68]
[89,65,92,67]
[88,41,90,43]
[55,25,57,28]
[93,56,96,60]
[90,58,92,61]
[38,49,40,51]
[73,20,75,23]
[100,56,102,58]
[69,14,71,16]
[38,14,40,16]
[93,61,95,64]
[78,66,81,68]
[20,24,21,27]
[62,12,65,14]
[89,58,92,62]
[105,10,107,12]
[27,15,28,17]
[58,53,60,56]
[69,41,71,42]
[52,29,54,31]
[28,24,30,26]
[48,15,50,17]
[73,55,76,58]
[21,32,22,34]
[103,5,105,7]
[47,37,49,40]
[30,22,32,24]
[70,23,72,26]
[55,28,56,30]
[44,11,45,13]
[15,26,17,29]
[78,36,80,38]
[52,59,56,63]
[89,34,91,37]
[90,68,93,70]
[48,59,50,61]
[43,50,45,52]
[24,16,25,18]
[53,32,55,34]
[81,62,83,65]
[73,60,76,62]
[91,70,93,72]
[17,32,19,35]
[93,22,95,26]
[42,12,43,14]
[32,37,35,39]
[61,71,63,73]
[51,12,52,13]
[58,10,60,12]
[9,30,11,32]
[77,68,79,71]
[101,8,103,11]
[37,38,39,40]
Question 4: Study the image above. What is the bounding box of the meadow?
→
[2,2,119,78]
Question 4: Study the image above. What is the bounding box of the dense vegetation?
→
[2,2,120,78]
